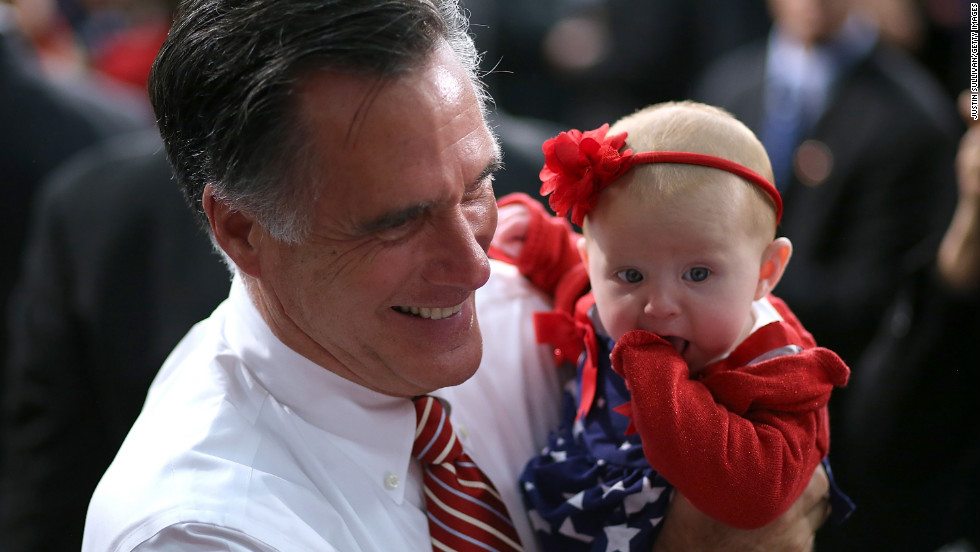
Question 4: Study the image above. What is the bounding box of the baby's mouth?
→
[663,336,689,356]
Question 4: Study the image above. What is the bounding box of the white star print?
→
[601,480,626,499]
[565,490,585,510]
[528,509,552,534]
[558,518,594,543]
[623,477,666,516]
[603,524,641,552]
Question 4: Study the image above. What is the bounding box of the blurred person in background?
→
[467,0,770,130]
[695,0,960,368]
[81,0,177,93]
[460,0,772,201]
[7,0,83,76]
[696,1,971,547]
[825,93,978,552]
[0,0,146,420]
[858,0,972,101]
[0,130,229,552]
[14,0,176,96]
[463,0,966,207]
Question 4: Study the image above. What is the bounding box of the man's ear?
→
[756,237,792,300]
[202,184,264,278]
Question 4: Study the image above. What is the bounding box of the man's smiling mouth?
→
[392,303,464,320]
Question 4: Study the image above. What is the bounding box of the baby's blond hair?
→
[605,101,778,238]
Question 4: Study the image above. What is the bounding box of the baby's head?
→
[591,101,779,244]
[545,101,792,372]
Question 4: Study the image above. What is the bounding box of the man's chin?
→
[428,338,483,389]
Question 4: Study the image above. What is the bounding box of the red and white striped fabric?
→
[412,396,523,552]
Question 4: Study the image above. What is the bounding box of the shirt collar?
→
[765,14,877,120]
[221,274,418,503]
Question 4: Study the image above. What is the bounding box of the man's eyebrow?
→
[357,156,504,235]
[478,155,505,185]
[356,202,434,235]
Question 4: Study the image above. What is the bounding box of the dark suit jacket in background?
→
[696,34,968,552]
[1,131,230,551]
[837,242,979,551]
[1,30,149,410]
[695,38,960,367]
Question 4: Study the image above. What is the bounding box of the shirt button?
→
[384,473,400,490]
[457,425,469,439]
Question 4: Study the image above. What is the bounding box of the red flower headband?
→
[539,124,783,227]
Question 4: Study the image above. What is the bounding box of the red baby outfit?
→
[498,193,851,545]
[611,295,848,528]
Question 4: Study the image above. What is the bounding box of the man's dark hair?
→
[149,0,486,242]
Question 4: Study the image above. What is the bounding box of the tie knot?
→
[413,396,463,465]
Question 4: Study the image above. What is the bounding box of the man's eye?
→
[685,267,710,282]
[465,176,493,200]
[616,269,643,283]
[374,215,422,242]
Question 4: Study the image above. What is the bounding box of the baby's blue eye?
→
[616,269,644,283]
[685,267,710,282]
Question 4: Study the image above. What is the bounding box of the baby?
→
[493,101,853,552]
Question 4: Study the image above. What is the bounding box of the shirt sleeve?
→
[131,523,297,552]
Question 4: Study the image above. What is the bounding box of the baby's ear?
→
[756,237,793,300]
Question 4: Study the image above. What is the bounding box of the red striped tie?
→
[412,396,523,552]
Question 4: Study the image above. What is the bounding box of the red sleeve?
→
[611,330,838,529]
[495,193,584,302]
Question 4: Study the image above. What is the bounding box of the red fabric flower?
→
[539,124,634,226]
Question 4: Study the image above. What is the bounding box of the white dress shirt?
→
[82,260,560,551]
[764,15,878,135]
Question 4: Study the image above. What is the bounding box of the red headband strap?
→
[539,124,782,226]
[629,151,783,223]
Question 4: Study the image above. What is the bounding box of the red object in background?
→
[92,19,170,91]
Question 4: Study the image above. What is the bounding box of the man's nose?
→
[422,205,493,289]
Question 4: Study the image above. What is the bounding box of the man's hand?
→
[653,464,831,552]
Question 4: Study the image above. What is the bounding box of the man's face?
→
[250,42,500,397]
[766,0,849,46]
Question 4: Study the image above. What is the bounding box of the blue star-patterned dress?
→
[519,325,854,552]
[520,330,670,552]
